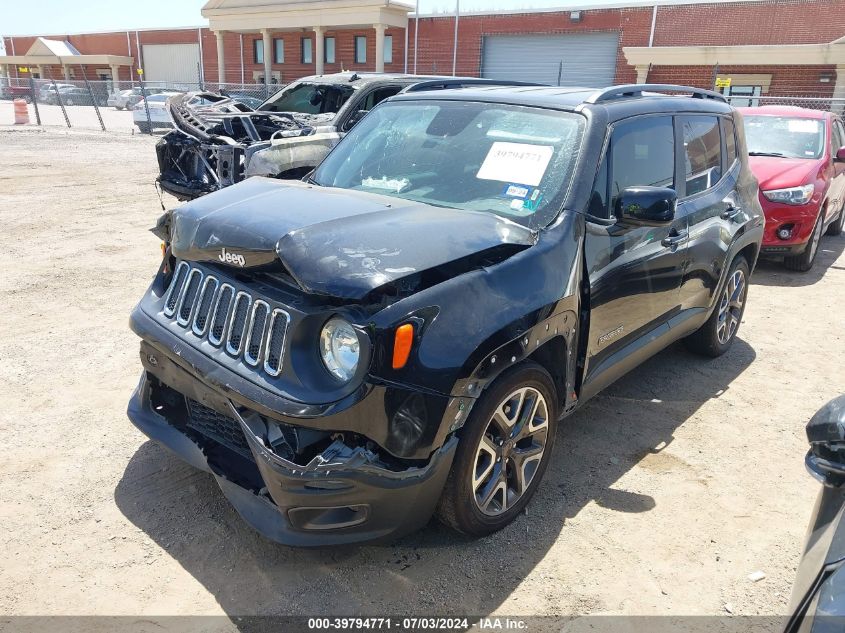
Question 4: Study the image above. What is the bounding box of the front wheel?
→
[684,256,750,357]
[785,210,824,272]
[826,203,844,236]
[436,361,558,536]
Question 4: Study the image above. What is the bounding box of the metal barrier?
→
[0,78,283,133]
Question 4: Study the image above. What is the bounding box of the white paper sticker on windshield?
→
[477,142,554,187]
[788,119,818,133]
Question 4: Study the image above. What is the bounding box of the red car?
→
[740,106,845,271]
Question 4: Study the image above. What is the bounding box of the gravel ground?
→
[0,126,843,623]
[0,100,166,134]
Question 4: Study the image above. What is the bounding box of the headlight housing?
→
[762,184,814,205]
[319,317,360,382]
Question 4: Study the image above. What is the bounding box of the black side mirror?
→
[615,186,677,226]
[343,109,368,132]
[806,395,845,487]
[835,147,845,162]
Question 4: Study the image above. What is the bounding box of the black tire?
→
[785,210,824,272]
[826,203,844,236]
[65,97,74,106]
[436,361,558,536]
[684,255,750,358]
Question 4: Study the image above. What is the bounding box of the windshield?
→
[312,100,584,227]
[744,115,825,159]
[260,82,355,115]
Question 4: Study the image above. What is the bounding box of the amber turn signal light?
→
[392,323,414,369]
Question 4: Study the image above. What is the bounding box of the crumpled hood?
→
[170,177,535,300]
[748,156,821,191]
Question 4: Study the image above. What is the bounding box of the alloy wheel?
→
[472,386,549,516]
[716,269,746,345]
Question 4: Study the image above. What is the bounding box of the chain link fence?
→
[3,68,845,132]
[0,77,284,133]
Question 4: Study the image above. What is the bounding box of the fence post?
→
[139,78,153,135]
[50,75,72,128]
[81,67,106,132]
[28,76,41,126]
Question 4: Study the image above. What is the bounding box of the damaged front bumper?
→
[127,369,457,546]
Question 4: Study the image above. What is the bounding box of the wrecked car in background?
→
[154,72,491,200]
[128,83,763,546]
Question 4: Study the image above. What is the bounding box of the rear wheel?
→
[785,210,824,271]
[65,97,74,106]
[684,256,750,357]
[436,362,558,536]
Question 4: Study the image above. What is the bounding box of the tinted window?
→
[261,82,354,114]
[360,86,402,111]
[589,151,609,219]
[724,117,737,166]
[832,119,844,154]
[609,116,674,213]
[682,116,722,196]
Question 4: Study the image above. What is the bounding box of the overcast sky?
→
[1,0,766,36]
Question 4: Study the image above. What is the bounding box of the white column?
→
[62,65,71,80]
[833,65,845,116]
[635,64,650,83]
[110,64,120,82]
[215,31,226,85]
[262,29,272,88]
[314,26,325,76]
[374,24,386,73]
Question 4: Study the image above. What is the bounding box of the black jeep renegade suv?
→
[127,84,764,545]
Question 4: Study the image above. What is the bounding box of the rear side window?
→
[608,116,675,215]
[682,116,722,196]
[832,119,844,154]
[723,117,737,167]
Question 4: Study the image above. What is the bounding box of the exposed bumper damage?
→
[128,370,457,546]
[156,93,338,201]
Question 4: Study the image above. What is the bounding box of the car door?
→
[338,84,405,133]
[828,117,845,220]
[581,114,689,399]
[675,114,742,321]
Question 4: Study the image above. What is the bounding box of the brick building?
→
[2,0,844,104]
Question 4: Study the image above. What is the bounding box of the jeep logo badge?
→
[218,247,246,267]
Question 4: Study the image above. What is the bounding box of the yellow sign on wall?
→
[18,67,29,73]
[715,77,732,88]
[137,68,144,76]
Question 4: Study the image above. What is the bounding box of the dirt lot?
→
[0,100,159,134]
[1,126,843,623]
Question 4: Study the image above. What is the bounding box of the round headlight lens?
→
[319,317,360,382]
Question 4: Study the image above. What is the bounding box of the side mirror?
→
[835,147,845,162]
[806,395,845,487]
[343,109,368,132]
[614,186,677,226]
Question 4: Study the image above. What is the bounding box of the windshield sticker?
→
[502,184,531,199]
[788,119,818,133]
[523,190,543,212]
[477,142,554,187]
[362,176,411,193]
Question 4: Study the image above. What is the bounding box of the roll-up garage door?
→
[141,43,201,85]
[481,33,620,87]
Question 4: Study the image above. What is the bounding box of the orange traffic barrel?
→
[13,99,30,125]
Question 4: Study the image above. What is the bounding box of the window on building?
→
[301,37,313,64]
[274,38,284,64]
[723,117,737,167]
[354,36,367,64]
[606,116,675,216]
[682,116,722,196]
[254,39,264,64]
[325,37,336,64]
[384,35,393,64]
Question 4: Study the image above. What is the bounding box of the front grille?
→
[185,398,252,459]
[162,262,291,377]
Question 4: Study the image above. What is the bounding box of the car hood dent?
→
[169,178,535,299]
[749,156,821,191]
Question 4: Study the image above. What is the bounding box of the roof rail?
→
[584,84,727,104]
[402,78,545,93]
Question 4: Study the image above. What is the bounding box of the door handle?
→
[721,206,742,221]
[661,230,689,248]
